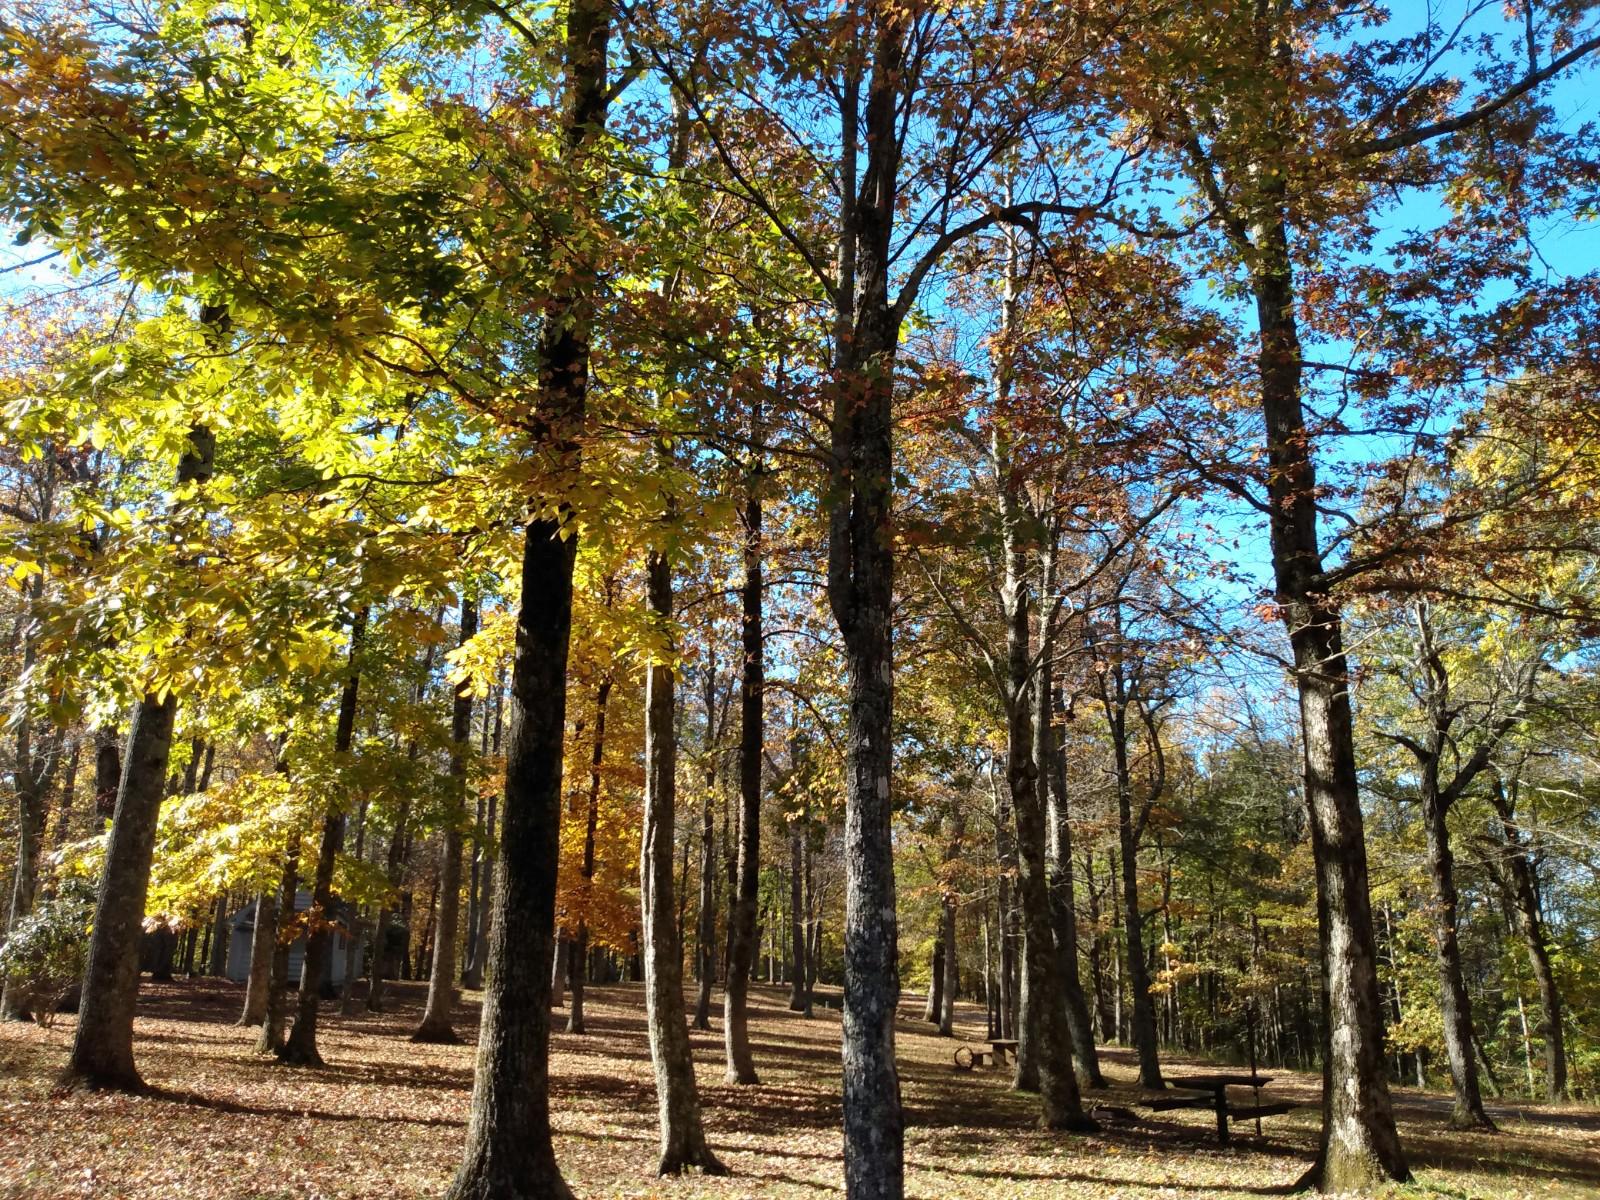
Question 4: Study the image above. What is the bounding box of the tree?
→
[62,399,216,1090]
[278,607,366,1067]
[414,593,478,1043]
[638,515,726,1175]
[446,0,611,1193]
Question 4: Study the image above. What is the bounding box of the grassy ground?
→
[1,978,1595,1199]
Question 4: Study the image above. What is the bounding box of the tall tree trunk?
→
[367,797,411,1012]
[61,410,217,1091]
[828,19,907,1194]
[1491,778,1566,1100]
[990,766,1017,1043]
[922,936,943,1024]
[640,542,726,1175]
[1042,678,1104,1086]
[446,6,607,1193]
[239,884,278,1026]
[463,672,503,992]
[1008,669,1089,1126]
[416,594,479,1043]
[1421,780,1492,1128]
[1112,741,1162,1088]
[370,609,443,1009]
[92,726,120,822]
[1095,629,1164,1090]
[723,410,764,1085]
[692,661,718,1031]
[788,810,806,1012]
[551,935,569,1007]
[938,876,958,1038]
[568,675,612,1036]
[1254,214,1408,1189]
[279,608,366,1066]
[256,844,299,1054]
[464,794,497,992]
[339,800,370,1016]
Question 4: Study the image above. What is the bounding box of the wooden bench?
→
[953,1039,1018,1071]
[1140,1074,1296,1144]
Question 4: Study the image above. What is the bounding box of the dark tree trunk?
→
[279,608,366,1066]
[416,594,479,1043]
[788,811,806,1013]
[51,735,81,851]
[1095,629,1163,1090]
[640,544,725,1175]
[1113,749,1162,1087]
[339,800,370,1016]
[568,675,612,1036]
[938,876,958,1038]
[371,616,441,1010]
[827,20,907,1195]
[92,726,120,822]
[1253,217,1408,1189]
[445,6,607,1192]
[367,796,411,1012]
[991,773,1017,1044]
[1042,675,1104,1086]
[1422,782,1492,1128]
[1008,665,1090,1125]
[61,415,216,1091]
[724,421,763,1085]
[1491,779,1567,1100]
[692,663,718,1031]
[463,674,504,992]
[208,893,230,977]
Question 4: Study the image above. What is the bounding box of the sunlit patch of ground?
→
[1,977,1595,1198]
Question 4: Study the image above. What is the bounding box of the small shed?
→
[227,891,356,989]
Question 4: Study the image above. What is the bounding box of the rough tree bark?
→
[60,405,217,1091]
[445,4,607,1193]
[639,539,726,1176]
[692,660,719,1031]
[1254,215,1408,1188]
[279,608,366,1066]
[1040,664,1104,1087]
[723,398,764,1085]
[827,17,906,1194]
[415,594,479,1043]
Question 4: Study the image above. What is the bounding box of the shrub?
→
[0,877,95,1026]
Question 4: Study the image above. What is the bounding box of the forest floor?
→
[1,977,1595,1199]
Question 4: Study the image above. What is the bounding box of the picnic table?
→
[953,1038,1018,1070]
[1142,1073,1294,1145]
